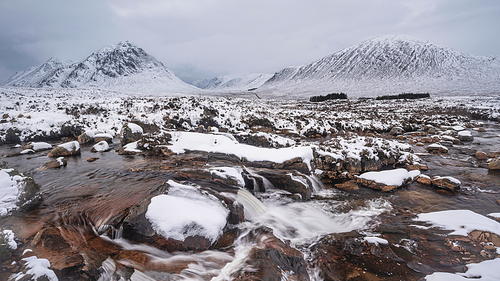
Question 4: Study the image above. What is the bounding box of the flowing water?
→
[1,123,500,280]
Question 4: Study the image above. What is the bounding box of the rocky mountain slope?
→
[258,35,500,98]
[195,73,273,91]
[1,41,198,94]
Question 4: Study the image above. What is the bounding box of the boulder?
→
[253,169,312,200]
[37,157,67,171]
[120,123,143,146]
[22,142,52,151]
[475,151,488,160]
[417,174,432,185]
[93,133,113,143]
[431,176,461,191]
[230,227,309,281]
[488,158,500,170]
[426,143,448,154]
[91,140,110,152]
[47,141,81,157]
[457,130,474,142]
[356,169,420,192]
[335,180,359,191]
[77,131,93,144]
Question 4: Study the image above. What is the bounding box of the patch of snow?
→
[93,133,113,139]
[20,149,34,154]
[123,141,141,152]
[93,141,110,152]
[127,123,143,134]
[488,213,500,219]
[1,229,17,250]
[0,169,22,216]
[56,157,64,166]
[209,167,245,187]
[168,131,314,170]
[415,209,500,237]
[9,256,58,281]
[425,258,500,281]
[146,180,229,243]
[363,236,389,245]
[58,141,79,152]
[31,142,52,151]
[457,130,472,137]
[358,168,420,186]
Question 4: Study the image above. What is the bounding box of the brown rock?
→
[47,141,81,157]
[37,157,67,171]
[417,175,432,185]
[489,158,500,170]
[77,132,93,144]
[356,177,399,192]
[426,144,448,154]
[487,152,500,158]
[475,151,488,160]
[335,180,359,191]
[431,176,461,191]
[87,157,99,162]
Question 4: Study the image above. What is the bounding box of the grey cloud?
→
[0,0,499,83]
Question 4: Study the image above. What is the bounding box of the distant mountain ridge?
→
[258,35,500,98]
[195,73,273,91]
[1,41,197,94]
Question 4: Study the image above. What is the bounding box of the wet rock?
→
[417,174,432,185]
[120,123,143,146]
[343,157,362,173]
[335,180,359,191]
[91,140,111,152]
[457,131,474,142]
[487,152,500,158]
[37,157,67,171]
[78,131,93,144]
[87,157,99,162]
[475,151,488,160]
[431,176,461,191]
[312,231,413,281]
[231,227,309,281]
[488,158,500,170]
[120,181,240,253]
[253,169,312,200]
[47,141,81,157]
[426,143,448,154]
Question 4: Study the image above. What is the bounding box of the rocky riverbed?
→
[1,89,500,280]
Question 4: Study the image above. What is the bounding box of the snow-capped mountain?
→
[1,41,198,94]
[195,73,273,91]
[1,57,73,87]
[259,35,500,98]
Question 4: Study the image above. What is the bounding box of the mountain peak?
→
[260,35,500,98]
[2,41,197,94]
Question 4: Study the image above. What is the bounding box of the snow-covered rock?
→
[0,169,41,216]
[47,141,81,157]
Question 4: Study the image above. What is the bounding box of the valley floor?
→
[1,87,500,280]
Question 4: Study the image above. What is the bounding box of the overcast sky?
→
[0,0,499,84]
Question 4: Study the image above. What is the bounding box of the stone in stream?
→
[426,143,448,154]
[37,157,67,171]
[120,123,143,146]
[475,151,488,160]
[488,158,500,170]
[230,227,310,281]
[431,176,461,191]
[47,141,81,157]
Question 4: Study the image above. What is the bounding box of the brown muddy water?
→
[1,123,500,280]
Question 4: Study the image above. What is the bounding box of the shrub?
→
[376,93,430,100]
[309,93,348,102]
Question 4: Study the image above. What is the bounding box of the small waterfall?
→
[236,189,268,220]
[244,167,274,191]
[304,173,324,194]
